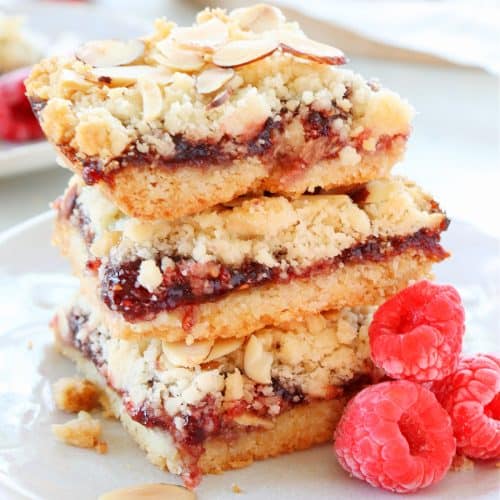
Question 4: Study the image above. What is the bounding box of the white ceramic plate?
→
[0,3,148,179]
[0,212,498,499]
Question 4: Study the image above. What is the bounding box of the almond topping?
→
[212,38,279,68]
[205,337,244,362]
[162,339,214,367]
[76,39,144,68]
[138,78,163,121]
[208,89,230,108]
[89,65,166,87]
[196,67,234,94]
[172,17,228,51]
[57,69,92,94]
[278,32,346,65]
[232,4,285,33]
[155,41,205,72]
[98,483,195,500]
[233,412,274,430]
[243,335,273,384]
[224,369,244,401]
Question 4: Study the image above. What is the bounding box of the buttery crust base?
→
[53,216,438,342]
[56,138,405,220]
[57,341,347,476]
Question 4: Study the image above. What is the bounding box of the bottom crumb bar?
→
[52,297,378,488]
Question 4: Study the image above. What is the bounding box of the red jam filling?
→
[44,101,406,186]
[101,226,449,323]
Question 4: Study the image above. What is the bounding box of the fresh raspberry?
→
[334,380,455,493]
[432,354,500,460]
[369,280,465,382]
[0,66,44,142]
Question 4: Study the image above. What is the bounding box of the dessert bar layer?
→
[27,5,413,220]
[52,296,376,487]
[53,176,449,342]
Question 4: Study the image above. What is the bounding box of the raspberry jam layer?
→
[101,225,448,323]
[32,95,406,186]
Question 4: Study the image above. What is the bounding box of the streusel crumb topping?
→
[66,177,445,270]
[56,298,374,417]
[27,5,412,166]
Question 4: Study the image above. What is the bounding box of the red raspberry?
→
[369,280,465,382]
[432,354,500,460]
[0,67,44,142]
[334,380,455,493]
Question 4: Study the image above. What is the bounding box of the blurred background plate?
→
[0,141,55,178]
[0,1,149,179]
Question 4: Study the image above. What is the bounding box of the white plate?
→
[0,3,148,179]
[0,212,498,499]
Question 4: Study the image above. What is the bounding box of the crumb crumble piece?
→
[450,454,475,472]
[231,483,243,494]
[53,376,102,413]
[52,411,107,453]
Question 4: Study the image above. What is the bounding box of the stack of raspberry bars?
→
[27,4,450,488]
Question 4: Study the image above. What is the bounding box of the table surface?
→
[0,1,499,238]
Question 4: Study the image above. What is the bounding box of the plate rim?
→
[0,210,53,246]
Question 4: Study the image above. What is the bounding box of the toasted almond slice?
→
[88,65,163,87]
[231,4,285,33]
[155,41,205,72]
[58,69,92,93]
[243,335,273,384]
[233,412,275,430]
[98,483,195,500]
[172,17,228,51]
[278,32,345,65]
[76,39,144,68]
[163,339,214,367]
[205,337,244,362]
[208,89,230,108]
[213,38,278,68]
[138,78,163,121]
[196,67,234,94]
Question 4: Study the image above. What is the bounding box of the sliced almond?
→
[243,335,273,384]
[57,69,92,94]
[233,412,274,430]
[231,4,285,33]
[162,339,214,367]
[208,89,230,109]
[196,67,234,94]
[213,38,278,68]
[205,337,244,362]
[156,41,205,72]
[76,39,144,68]
[138,78,163,121]
[278,32,345,65]
[224,369,244,401]
[172,17,228,51]
[89,65,166,87]
[98,483,195,500]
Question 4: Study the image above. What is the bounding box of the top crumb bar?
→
[26,4,413,220]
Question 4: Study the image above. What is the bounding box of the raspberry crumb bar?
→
[52,295,376,488]
[26,5,413,220]
[52,176,448,343]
